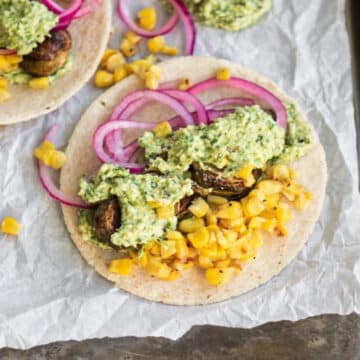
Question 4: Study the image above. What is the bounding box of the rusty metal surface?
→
[1,314,360,360]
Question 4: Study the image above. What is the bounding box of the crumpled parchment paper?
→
[0,0,359,350]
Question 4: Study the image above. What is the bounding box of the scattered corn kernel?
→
[161,45,179,56]
[235,165,255,186]
[1,217,21,236]
[216,68,231,81]
[125,31,142,45]
[147,36,166,53]
[179,217,205,233]
[120,39,136,57]
[152,121,172,137]
[189,197,210,218]
[28,77,49,90]
[160,240,177,259]
[188,227,209,249]
[106,53,126,72]
[137,7,157,30]
[34,140,66,169]
[216,201,242,220]
[156,204,175,219]
[109,258,133,275]
[206,267,232,286]
[113,65,128,83]
[178,78,191,91]
[95,70,114,88]
[175,237,189,260]
[100,49,119,67]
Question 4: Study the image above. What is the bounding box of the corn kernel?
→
[100,49,118,67]
[0,77,8,90]
[48,150,66,169]
[188,197,210,218]
[206,224,219,232]
[276,203,291,223]
[150,242,161,256]
[188,247,198,259]
[156,204,175,219]
[216,259,231,268]
[0,88,11,103]
[147,258,171,279]
[200,243,218,260]
[0,55,18,73]
[138,252,149,267]
[165,270,180,281]
[276,222,289,237]
[216,201,242,220]
[198,255,213,269]
[219,217,244,230]
[125,31,142,45]
[206,211,218,226]
[175,237,189,260]
[113,65,128,83]
[242,197,266,218]
[178,78,191,91]
[187,227,209,249]
[206,267,232,286]
[29,77,49,90]
[160,240,177,259]
[263,193,280,210]
[106,53,126,72]
[161,45,179,56]
[172,260,194,271]
[152,121,172,137]
[109,258,132,275]
[94,70,113,88]
[179,217,205,233]
[235,165,255,186]
[145,73,160,89]
[5,54,22,65]
[137,7,157,30]
[1,217,21,236]
[216,68,231,81]
[263,218,277,233]
[249,230,263,249]
[270,164,291,181]
[147,36,165,53]
[120,39,136,57]
[256,180,283,195]
[166,230,185,241]
[247,216,266,229]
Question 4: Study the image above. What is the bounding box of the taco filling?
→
[35,64,322,289]
[0,0,97,101]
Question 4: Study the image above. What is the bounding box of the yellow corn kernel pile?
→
[137,7,157,30]
[109,164,313,286]
[0,76,11,103]
[34,140,66,169]
[1,217,21,236]
[147,36,179,56]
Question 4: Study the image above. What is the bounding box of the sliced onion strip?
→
[117,0,179,38]
[189,77,287,128]
[38,125,91,208]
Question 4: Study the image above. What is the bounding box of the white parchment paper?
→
[0,0,359,350]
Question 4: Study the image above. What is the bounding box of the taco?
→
[53,56,326,305]
[0,0,111,125]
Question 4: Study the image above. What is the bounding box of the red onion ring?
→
[205,97,255,110]
[38,125,91,208]
[107,90,195,161]
[93,120,157,172]
[188,77,288,129]
[162,89,209,124]
[117,0,195,55]
[117,0,179,38]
